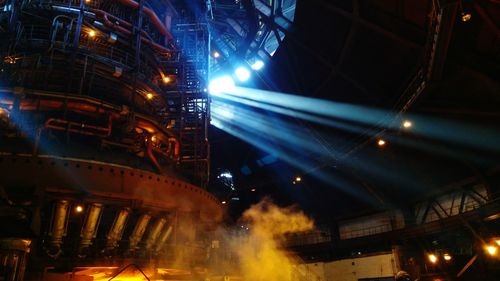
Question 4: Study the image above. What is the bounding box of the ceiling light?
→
[403,120,412,128]
[146,93,154,100]
[443,253,452,261]
[163,76,171,83]
[221,201,227,205]
[377,139,386,146]
[213,51,220,58]
[251,188,256,192]
[88,30,96,37]
[295,176,302,182]
[235,67,251,82]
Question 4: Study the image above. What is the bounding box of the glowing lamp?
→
[213,51,220,58]
[295,176,302,182]
[443,253,452,261]
[163,76,171,83]
[486,245,498,256]
[428,254,438,264]
[221,201,227,205]
[88,30,96,37]
[377,139,386,146]
[235,67,251,82]
[146,93,153,100]
[403,120,412,128]
[496,239,500,247]
[75,205,84,213]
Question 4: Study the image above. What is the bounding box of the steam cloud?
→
[219,198,314,281]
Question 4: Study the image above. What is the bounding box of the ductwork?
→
[78,203,104,258]
[145,217,167,251]
[154,224,173,255]
[47,200,70,258]
[128,213,151,251]
[105,208,131,251]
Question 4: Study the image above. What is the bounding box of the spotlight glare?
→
[213,51,220,58]
[377,139,386,146]
[251,60,265,70]
[486,245,498,256]
[88,30,96,37]
[428,254,438,264]
[403,120,412,128]
[235,67,251,82]
[208,76,235,95]
[163,76,171,83]
[146,93,154,100]
[443,253,452,261]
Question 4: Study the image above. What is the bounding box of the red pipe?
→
[146,138,162,172]
[115,0,173,40]
[168,137,180,160]
[94,10,174,53]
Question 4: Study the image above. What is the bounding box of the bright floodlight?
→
[251,60,265,70]
[235,67,251,82]
[208,76,235,94]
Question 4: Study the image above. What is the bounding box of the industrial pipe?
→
[146,137,162,172]
[128,213,151,251]
[44,115,113,138]
[144,217,167,251]
[47,200,70,258]
[115,0,173,39]
[105,208,131,250]
[78,203,103,257]
[94,10,173,53]
[154,224,173,254]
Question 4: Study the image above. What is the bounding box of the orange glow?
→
[403,120,412,128]
[443,253,452,261]
[75,205,84,213]
[496,239,500,247]
[88,30,96,37]
[146,93,154,100]
[162,76,171,83]
[461,13,472,22]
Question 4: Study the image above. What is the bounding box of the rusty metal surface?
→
[0,153,223,222]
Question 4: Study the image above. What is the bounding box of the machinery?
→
[0,0,222,280]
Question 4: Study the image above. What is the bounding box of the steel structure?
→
[0,0,221,280]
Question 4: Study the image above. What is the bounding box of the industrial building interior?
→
[0,0,499,280]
